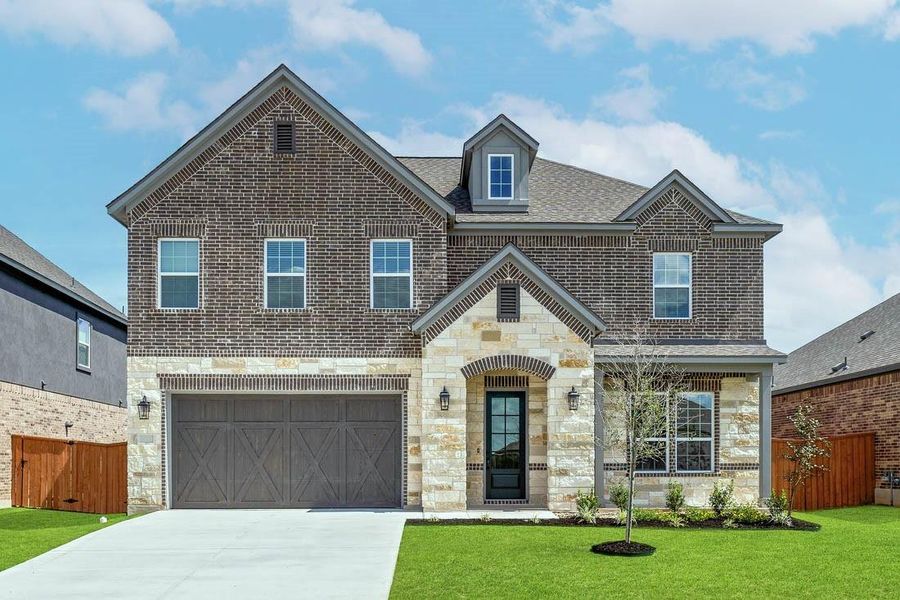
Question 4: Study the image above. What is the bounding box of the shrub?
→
[684,507,716,523]
[665,481,685,513]
[654,510,685,528]
[765,490,792,526]
[709,479,735,517]
[575,489,601,524]
[728,503,768,525]
[479,513,493,523]
[608,481,629,511]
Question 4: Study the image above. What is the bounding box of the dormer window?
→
[488,154,514,199]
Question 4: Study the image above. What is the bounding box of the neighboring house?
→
[773,293,900,506]
[0,224,127,508]
[109,65,784,514]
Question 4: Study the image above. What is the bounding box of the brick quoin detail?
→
[773,369,900,489]
[460,355,557,381]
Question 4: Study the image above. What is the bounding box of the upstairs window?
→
[265,239,306,309]
[158,239,200,309]
[76,317,91,370]
[488,154,514,199]
[653,253,691,319]
[371,240,412,309]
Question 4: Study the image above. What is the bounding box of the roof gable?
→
[107,64,455,226]
[411,243,606,343]
[614,169,736,224]
[460,114,539,186]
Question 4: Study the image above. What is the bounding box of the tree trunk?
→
[625,448,635,544]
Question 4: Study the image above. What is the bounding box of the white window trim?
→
[487,153,515,200]
[264,238,308,310]
[76,317,91,371]
[370,239,413,310]
[157,238,200,310]
[652,252,692,320]
[675,392,715,474]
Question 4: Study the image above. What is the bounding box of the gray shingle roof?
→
[595,343,786,362]
[0,224,126,322]
[397,156,772,225]
[774,293,900,393]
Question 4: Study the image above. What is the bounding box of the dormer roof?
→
[460,114,539,186]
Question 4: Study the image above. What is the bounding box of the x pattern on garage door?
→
[171,394,401,508]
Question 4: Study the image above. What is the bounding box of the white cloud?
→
[759,130,801,141]
[529,0,608,52]
[592,64,664,122]
[709,52,807,111]
[533,0,897,54]
[0,0,176,56]
[287,0,432,76]
[884,9,900,39]
[371,120,465,156]
[83,72,198,138]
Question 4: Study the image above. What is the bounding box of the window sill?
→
[76,365,91,375]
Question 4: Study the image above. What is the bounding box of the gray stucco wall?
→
[0,267,126,406]
[468,127,530,212]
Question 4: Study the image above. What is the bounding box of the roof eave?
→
[410,243,605,335]
[614,170,738,224]
[774,361,900,396]
[107,64,455,228]
[450,222,637,234]
[711,223,783,241]
[0,254,127,326]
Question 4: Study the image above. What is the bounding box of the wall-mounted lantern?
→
[137,396,151,420]
[439,387,450,411]
[64,421,74,437]
[567,386,580,411]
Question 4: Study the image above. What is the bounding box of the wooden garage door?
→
[171,394,401,508]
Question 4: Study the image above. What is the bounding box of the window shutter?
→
[274,122,296,154]
[497,284,520,320]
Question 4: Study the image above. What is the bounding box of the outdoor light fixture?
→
[567,386,580,411]
[64,421,74,437]
[137,396,151,420]
[439,387,450,411]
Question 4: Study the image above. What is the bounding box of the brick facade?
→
[773,369,900,500]
[126,91,447,359]
[0,380,127,507]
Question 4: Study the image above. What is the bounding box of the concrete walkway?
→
[0,509,409,600]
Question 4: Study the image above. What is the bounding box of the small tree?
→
[783,403,831,517]
[599,330,686,545]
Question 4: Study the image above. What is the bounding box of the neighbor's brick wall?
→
[0,380,126,507]
[126,87,447,359]
[448,188,765,341]
[773,369,900,491]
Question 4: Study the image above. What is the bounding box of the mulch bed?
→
[591,540,656,556]
[406,515,819,531]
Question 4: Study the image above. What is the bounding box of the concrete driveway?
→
[0,509,409,600]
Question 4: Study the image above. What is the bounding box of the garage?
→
[170,394,402,508]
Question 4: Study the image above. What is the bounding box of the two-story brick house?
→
[109,65,784,513]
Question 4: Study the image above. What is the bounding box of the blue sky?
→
[1,0,899,351]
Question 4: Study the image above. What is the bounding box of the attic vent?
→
[273,121,296,154]
[830,357,848,373]
[859,330,875,342]
[497,284,520,320]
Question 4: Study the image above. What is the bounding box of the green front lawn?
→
[0,508,131,571]
[390,507,899,599]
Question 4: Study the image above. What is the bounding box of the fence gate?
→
[11,435,127,514]
[772,432,875,511]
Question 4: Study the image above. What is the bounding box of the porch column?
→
[420,357,467,512]
[759,367,773,500]
[594,368,605,502]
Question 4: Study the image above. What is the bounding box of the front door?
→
[486,391,527,500]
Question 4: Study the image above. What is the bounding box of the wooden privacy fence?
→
[11,435,127,514]
[772,432,875,511]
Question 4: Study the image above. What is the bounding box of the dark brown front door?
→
[171,394,401,508]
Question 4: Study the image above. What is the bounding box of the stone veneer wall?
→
[0,380,127,507]
[126,356,422,512]
[421,288,594,512]
[602,375,761,507]
[465,371,548,507]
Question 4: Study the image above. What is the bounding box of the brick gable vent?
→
[273,121,296,154]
